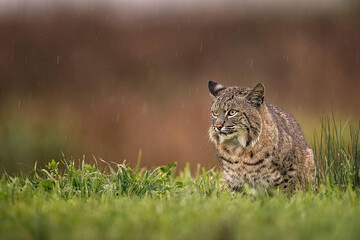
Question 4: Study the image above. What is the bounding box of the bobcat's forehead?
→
[211,87,251,110]
[215,87,251,99]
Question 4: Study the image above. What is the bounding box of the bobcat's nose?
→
[215,124,223,130]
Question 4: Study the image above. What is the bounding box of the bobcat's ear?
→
[246,83,265,107]
[208,81,226,97]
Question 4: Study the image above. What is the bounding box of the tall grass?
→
[0,159,225,203]
[313,117,360,189]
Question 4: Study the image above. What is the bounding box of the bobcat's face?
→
[208,81,265,147]
[210,97,251,143]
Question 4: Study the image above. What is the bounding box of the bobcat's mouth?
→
[214,127,237,136]
[220,130,235,135]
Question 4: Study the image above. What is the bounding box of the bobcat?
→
[208,81,314,191]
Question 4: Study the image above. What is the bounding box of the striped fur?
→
[208,81,314,191]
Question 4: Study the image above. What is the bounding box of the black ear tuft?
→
[208,81,226,97]
[246,83,265,107]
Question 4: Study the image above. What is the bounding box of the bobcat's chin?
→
[218,131,238,142]
[218,130,249,147]
[209,126,249,147]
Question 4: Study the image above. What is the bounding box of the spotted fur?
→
[208,81,314,191]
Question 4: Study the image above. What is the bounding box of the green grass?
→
[1,118,360,240]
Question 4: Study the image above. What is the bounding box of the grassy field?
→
[1,118,360,240]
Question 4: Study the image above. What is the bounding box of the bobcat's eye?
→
[228,109,238,117]
[212,110,219,117]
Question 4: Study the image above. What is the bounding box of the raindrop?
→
[142,103,148,115]
[121,96,125,104]
[200,43,203,52]
[18,99,21,109]
[250,59,253,68]
[116,113,120,123]
[57,55,60,65]
[180,102,185,110]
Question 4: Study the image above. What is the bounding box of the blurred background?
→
[0,0,359,174]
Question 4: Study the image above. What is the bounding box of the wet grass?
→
[0,117,360,240]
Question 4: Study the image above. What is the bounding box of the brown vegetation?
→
[0,4,359,173]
